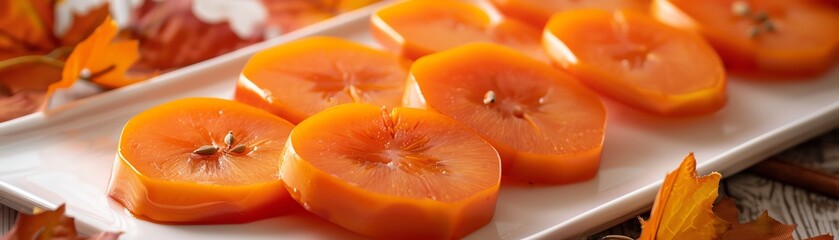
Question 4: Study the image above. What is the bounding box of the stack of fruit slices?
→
[107,0,838,238]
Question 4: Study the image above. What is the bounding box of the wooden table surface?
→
[2,128,838,239]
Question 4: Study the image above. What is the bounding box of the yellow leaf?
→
[639,153,727,240]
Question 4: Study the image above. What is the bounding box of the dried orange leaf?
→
[804,234,835,240]
[0,204,120,240]
[0,0,56,56]
[713,197,740,223]
[0,90,45,122]
[639,153,727,240]
[130,0,263,70]
[720,211,795,240]
[44,17,140,109]
[0,60,63,93]
[714,197,832,240]
[55,0,110,46]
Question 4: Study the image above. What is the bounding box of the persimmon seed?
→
[224,131,235,146]
[753,11,769,23]
[79,68,92,80]
[731,1,750,16]
[483,90,496,104]
[230,145,247,153]
[762,20,776,32]
[193,145,219,155]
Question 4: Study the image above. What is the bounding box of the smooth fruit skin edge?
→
[489,0,550,28]
[404,43,607,184]
[651,0,839,78]
[108,97,296,223]
[281,143,499,239]
[404,75,603,184]
[371,14,432,60]
[235,36,411,124]
[108,153,293,224]
[234,74,308,124]
[490,0,652,29]
[280,104,501,239]
[542,10,727,116]
[370,0,492,60]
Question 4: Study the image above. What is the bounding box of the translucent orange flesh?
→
[236,36,410,124]
[370,0,547,61]
[544,9,727,116]
[490,0,650,27]
[406,43,606,184]
[108,97,295,223]
[282,103,501,238]
[652,0,839,78]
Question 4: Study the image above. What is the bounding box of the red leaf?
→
[55,1,110,46]
[0,204,120,240]
[0,0,56,58]
[129,0,264,71]
[714,197,834,240]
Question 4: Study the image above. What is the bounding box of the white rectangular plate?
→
[1,2,838,239]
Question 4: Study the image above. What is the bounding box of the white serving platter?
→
[1,1,838,239]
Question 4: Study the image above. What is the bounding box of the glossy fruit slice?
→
[371,0,547,61]
[108,97,295,223]
[490,0,650,27]
[544,9,726,116]
[282,103,501,239]
[651,0,839,78]
[405,43,606,184]
[236,36,410,124]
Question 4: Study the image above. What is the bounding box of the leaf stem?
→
[46,46,74,59]
[0,55,64,72]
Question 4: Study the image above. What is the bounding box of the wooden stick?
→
[749,158,839,199]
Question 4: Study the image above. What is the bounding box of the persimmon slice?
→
[490,0,650,27]
[405,43,606,184]
[108,97,295,223]
[544,9,727,116]
[370,0,546,61]
[282,103,501,239]
[652,0,839,77]
[236,36,410,124]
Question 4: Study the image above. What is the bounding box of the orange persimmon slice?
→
[489,0,650,27]
[282,103,501,238]
[370,0,547,61]
[405,43,606,184]
[544,9,726,116]
[236,36,410,124]
[651,0,839,78]
[108,97,295,223]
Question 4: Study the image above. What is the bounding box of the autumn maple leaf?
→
[262,0,379,35]
[0,0,55,59]
[638,153,727,240]
[0,204,120,240]
[0,0,108,60]
[637,154,835,240]
[0,0,110,121]
[43,17,139,109]
[128,0,265,71]
[714,198,834,240]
